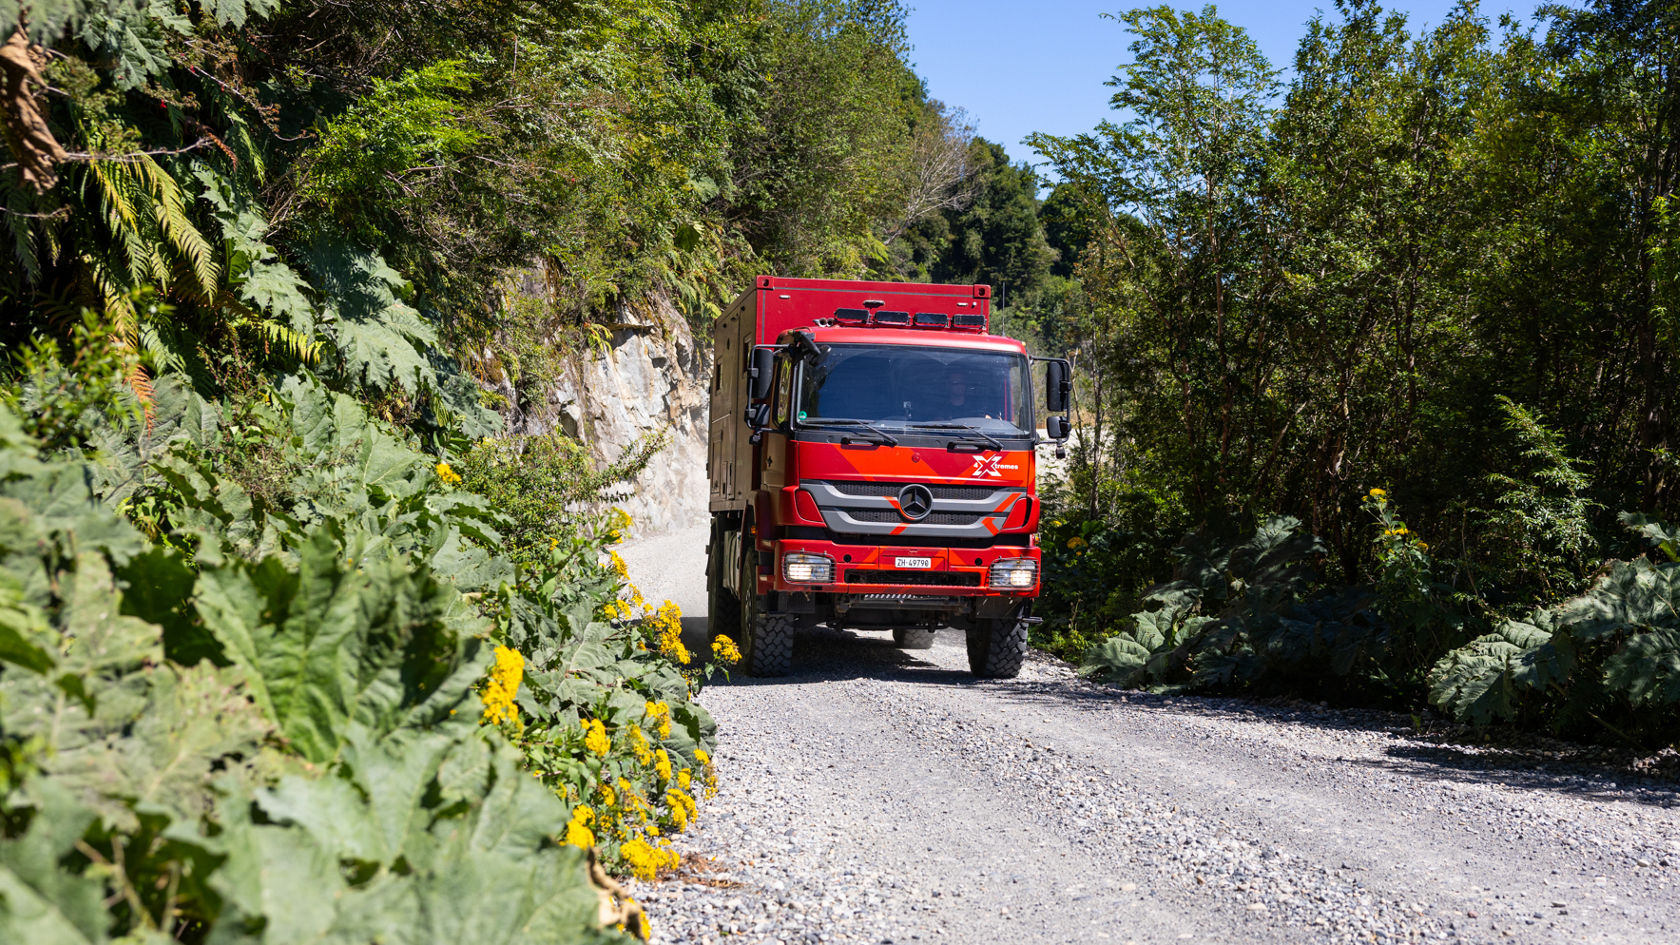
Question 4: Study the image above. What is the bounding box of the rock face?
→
[513,292,711,539]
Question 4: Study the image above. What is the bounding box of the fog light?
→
[989,557,1038,589]
[783,552,834,583]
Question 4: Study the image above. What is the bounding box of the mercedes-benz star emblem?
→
[897,484,934,521]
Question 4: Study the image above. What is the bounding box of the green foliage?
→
[1429,520,1680,742]
[461,431,667,573]
[1477,397,1598,603]
[1079,516,1394,697]
[0,376,707,937]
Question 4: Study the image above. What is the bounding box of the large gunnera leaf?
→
[194,526,485,762]
[1427,618,1566,724]
[0,795,107,945]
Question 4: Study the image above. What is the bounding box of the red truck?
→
[706,276,1071,678]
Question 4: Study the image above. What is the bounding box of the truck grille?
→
[827,481,998,501]
[848,509,980,526]
[844,569,982,587]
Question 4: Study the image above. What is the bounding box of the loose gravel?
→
[619,528,1680,945]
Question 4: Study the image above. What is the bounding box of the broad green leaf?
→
[0,796,106,945]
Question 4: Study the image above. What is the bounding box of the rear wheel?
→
[738,530,793,677]
[966,606,1029,678]
[892,627,936,650]
[706,521,740,641]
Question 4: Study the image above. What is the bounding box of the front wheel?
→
[966,606,1029,678]
[739,533,793,677]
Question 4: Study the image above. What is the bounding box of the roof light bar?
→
[873,310,911,325]
[951,313,987,331]
[914,312,949,327]
[833,307,869,324]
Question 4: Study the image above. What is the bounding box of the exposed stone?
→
[506,290,710,538]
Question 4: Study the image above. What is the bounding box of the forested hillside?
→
[1021,0,1680,747]
[0,0,989,940]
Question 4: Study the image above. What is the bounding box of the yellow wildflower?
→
[1066,536,1086,549]
[644,700,673,738]
[654,748,673,783]
[479,645,524,725]
[435,462,462,485]
[711,634,742,664]
[619,836,677,881]
[648,600,690,665]
[582,718,610,755]
[677,767,692,791]
[629,725,653,765]
[694,748,711,767]
[664,788,697,832]
[1368,487,1387,499]
[564,805,595,849]
[1415,540,1429,551]
[599,783,617,807]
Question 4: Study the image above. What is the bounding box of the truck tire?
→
[706,525,740,641]
[892,627,936,650]
[738,538,793,677]
[966,608,1029,678]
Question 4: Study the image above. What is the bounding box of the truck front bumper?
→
[760,538,1040,598]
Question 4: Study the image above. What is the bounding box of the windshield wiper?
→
[801,418,899,447]
[909,421,1004,452]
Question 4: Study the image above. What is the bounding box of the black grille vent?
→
[827,481,998,501]
[845,570,982,587]
[848,510,979,525]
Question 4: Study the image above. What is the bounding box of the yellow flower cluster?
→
[1383,526,1411,537]
[479,645,524,725]
[664,788,697,832]
[603,507,633,546]
[1066,536,1087,549]
[648,600,689,664]
[1368,487,1387,499]
[619,836,679,881]
[710,634,742,664]
[435,461,462,485]
[565,805,595,848]
[582,717,610,755]
[676,767,691,791]
[695,748,718,798]
[628,724,653,765]
[644,701,672,738]
[653,748,673,783]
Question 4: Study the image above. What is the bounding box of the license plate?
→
[895,556,933,569]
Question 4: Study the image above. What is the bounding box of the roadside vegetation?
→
[1019,0,1680,748]
[0,0,980,939]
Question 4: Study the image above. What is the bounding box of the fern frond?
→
[137,154,219,298]
[89,160,164,291]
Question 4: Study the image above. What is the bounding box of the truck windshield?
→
[797,345,1033,437]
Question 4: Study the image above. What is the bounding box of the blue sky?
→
[902,0,1550,169]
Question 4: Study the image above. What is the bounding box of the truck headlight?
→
[783,552,834,583]
[989,558,1038,589]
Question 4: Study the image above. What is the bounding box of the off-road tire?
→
[966,611,1029,678]
[738,537,793,676]
[706,526,740,641]
[892,627,936,650]
[742,609,795,677]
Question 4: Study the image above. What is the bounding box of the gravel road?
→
[619,526,1680,945]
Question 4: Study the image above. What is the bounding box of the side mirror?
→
[748,347,776,401]
[1046,415,1070,440]
[743,402,772,442]
[1045,359,1072,414]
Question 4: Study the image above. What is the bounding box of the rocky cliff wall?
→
[503,292,711,539]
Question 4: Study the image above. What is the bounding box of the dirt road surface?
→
[619,526,1680,945]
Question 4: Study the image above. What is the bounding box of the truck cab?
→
[706,276,1071,677]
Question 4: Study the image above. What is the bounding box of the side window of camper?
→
[774,358,793,427]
